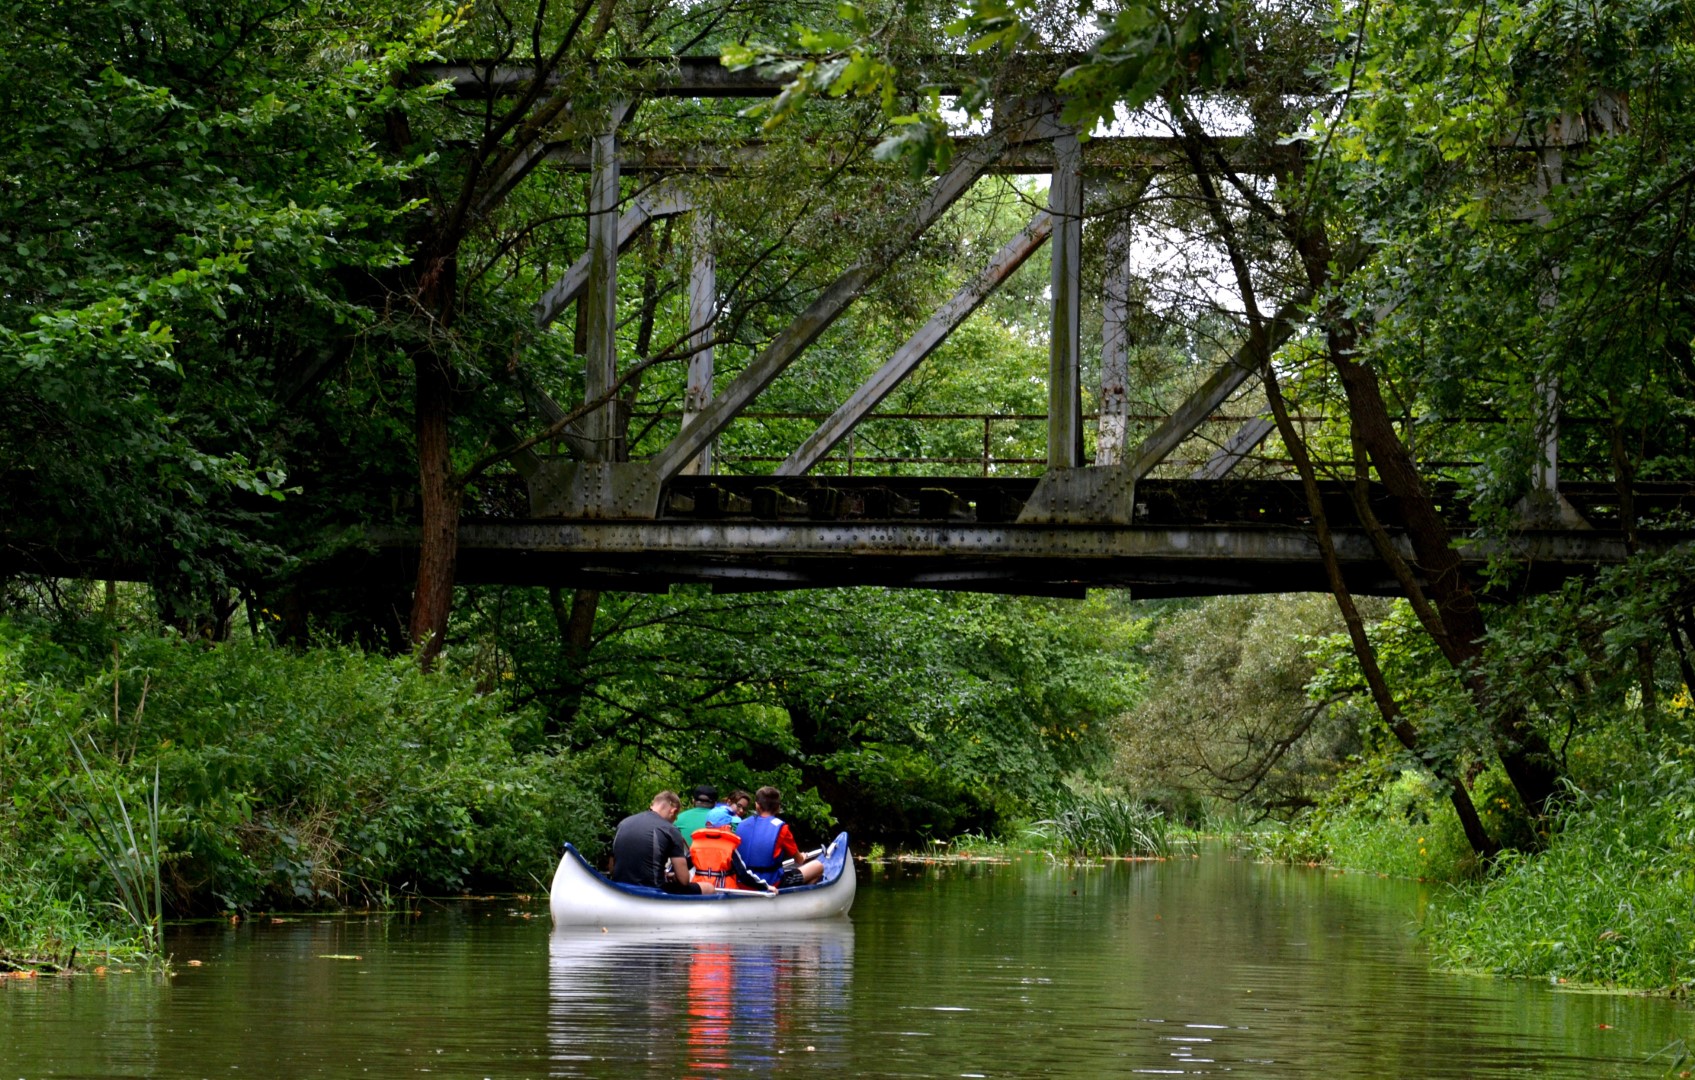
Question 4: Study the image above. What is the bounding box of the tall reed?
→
[1032,790,1172,858]
[64,739,163,952]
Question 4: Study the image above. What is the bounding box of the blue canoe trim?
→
[563,831,851,902]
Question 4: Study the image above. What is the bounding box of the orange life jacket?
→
[689,828,744,890]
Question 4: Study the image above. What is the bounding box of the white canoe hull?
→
[550,831,856,927]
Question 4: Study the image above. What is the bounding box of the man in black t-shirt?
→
[609,790,717,895]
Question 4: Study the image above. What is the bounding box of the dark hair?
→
[728,789,753,810]
[755,786,781,813]
[692,784,717,806]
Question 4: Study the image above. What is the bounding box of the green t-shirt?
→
[674,806,713,845]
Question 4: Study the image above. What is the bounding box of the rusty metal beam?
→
[425,518,1657,599]
[533,180,691,327]
[776,211,1054,476]
[1128,293,1311,479]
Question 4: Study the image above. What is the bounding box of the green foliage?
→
[1425,742,1695,990]
[1244,742,1476,880]
[62,743,164,951]
[0,0,445,600]
[1031,788,1173,858]
[1114,595,1369,818]
[455,584,1144,847]
[0,834,150,969]
[0,617,603,937]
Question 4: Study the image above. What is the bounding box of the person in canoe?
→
[737,786,825,889]
[610,790,716,895]
[673,785,720,845]
[706,789,753,830]
[687,824,776,894]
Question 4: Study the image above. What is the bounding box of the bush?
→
[1246,762,1476,881]
[1031,788,1172,857]
[0,834,149,968]
[1423,754,1695,991]
[0,618,605,934]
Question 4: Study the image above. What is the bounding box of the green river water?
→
[2,852,1689,1077]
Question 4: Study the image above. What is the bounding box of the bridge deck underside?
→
[424,478,1690,598]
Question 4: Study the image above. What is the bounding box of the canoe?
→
[549,831,856,926]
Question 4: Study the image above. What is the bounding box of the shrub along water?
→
[1423,749,1695,992]
[0,618,605,965]
[1032,789,1173,858]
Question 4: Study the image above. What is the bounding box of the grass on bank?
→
[1250,745,1695,994]
[1423,766,1695,992]
[1031,789,1175,858]
[0,617,608,968]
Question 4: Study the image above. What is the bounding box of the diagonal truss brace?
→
[531,180,693,327]
[648,133,1017,481]
[1191,415,1275,479]
[776,211,1054,476]
[1128,293,1311,479]
[529,129,1022,518]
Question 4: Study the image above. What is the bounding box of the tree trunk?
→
[409,341,461,671]
[1286,220,1562,820]
[1329,354,1562,817]
[545,585,600,741]
[1262,349,1498,858]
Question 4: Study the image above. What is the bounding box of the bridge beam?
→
[538,136,1290,176]
[532,180,692,327]
[528,123,1023,518]
[776,211,1053,476]
[426,517,1654,598]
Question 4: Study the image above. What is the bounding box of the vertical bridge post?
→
[1096,219,1132,467]
[1048,126,1083,469]
[582,103,627,462]
[681,211,716,475]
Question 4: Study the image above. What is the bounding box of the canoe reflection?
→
[548,921,854,1076]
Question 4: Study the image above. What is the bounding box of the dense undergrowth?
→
[1251,736,1695,993]
[1424,748,1695,991]
[0,616,605,966]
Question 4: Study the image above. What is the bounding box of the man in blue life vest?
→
[735,786,824,889]
[609,790,717,895]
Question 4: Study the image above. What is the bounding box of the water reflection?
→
[547,921,854,1076]
[4,859,1689,1079]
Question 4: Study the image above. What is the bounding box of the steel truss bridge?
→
[358,58,1690,599]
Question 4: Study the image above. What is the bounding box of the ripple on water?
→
[1,856,1688,1078]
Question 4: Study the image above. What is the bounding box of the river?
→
[3,851,1688,1077]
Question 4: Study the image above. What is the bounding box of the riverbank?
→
[0,616,606,968]
[1252,751,1695,995]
